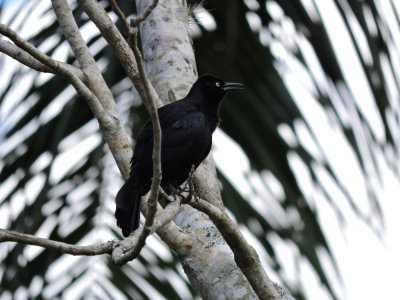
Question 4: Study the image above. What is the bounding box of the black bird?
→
[115,74,243,237]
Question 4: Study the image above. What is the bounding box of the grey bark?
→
[137,1,224,210]
[136,1,259,299]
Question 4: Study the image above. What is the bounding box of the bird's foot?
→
[169,187,183,202]
[179,186,202,203]
[160,185,184,203]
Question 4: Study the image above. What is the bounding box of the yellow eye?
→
[215,82,220,87]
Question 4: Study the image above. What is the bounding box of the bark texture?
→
[136,1,259,298]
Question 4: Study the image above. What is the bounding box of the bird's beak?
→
[223,82,244,91]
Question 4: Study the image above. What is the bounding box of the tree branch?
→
[52,0,96,69]
[108,0,130,33]
[0,196,182,261]
[109,0,159,31]
[0,39,81,79]
[0,39,50,72]
[131,0,159,27]
[1,19,131,179]
[51,0,114,111]
[112,196,183,265]
[188,199,295,300]
[0,22,105,118]
[78,0,162,108]
[51,0,132,179]
[0,228,114,256]
[0,31,84,81]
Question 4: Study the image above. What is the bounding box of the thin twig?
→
[0,27,85,81]
[127,4,162,250]
[104,0,162,232]
[78,0,162,107]
[0,194,181,261]
[131,0,159,27]
[0,228,115,256]
[0,39,50,73]
[108,0,130,33]
[0,23,69,73]
[131,29,161,224]
[0,196,181,262]
[0,39,51,72]
[51,0,115,111]
[0,39,84,79]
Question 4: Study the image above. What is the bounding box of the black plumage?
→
[115,74,243,237]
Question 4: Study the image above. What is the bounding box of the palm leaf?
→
[1,0,399,299]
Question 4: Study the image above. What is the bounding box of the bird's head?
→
[189,74,243,105]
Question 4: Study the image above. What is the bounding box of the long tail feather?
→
[115,178,142,237]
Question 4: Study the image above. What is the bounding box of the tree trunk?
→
[136,0,258,298]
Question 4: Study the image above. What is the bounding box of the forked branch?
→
[0,196,182,261]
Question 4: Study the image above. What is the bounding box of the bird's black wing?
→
[160,107,212,186]
[127,102,189,177]
[129,101,213,188]
[128,101,187,164]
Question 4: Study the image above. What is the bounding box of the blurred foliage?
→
[1,0,399,299]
